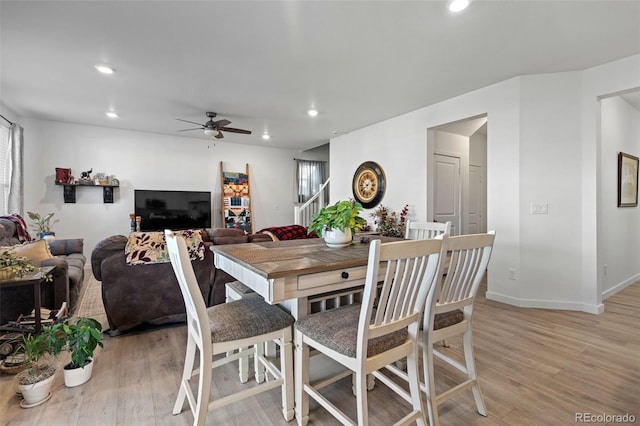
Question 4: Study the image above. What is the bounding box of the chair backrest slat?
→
[405,220,452,240]
[358,238,443,348]
[434,231,495,312]
[165,230,211,348]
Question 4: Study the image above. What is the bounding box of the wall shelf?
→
[55,183,118,203]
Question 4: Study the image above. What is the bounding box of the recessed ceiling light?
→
[262,133,271,140]
[105,111,118,118]
[307,109,318,117]
[448,0,469,12]
[95,64,115,74]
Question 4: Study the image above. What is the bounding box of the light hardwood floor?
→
[2,279,639,425]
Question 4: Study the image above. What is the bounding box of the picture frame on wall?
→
[618,152,639,207]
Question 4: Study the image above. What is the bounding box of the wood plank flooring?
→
[2,279,639,425]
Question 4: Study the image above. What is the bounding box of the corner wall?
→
[330,54,640,313]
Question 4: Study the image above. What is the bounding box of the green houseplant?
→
[59,317,103,387]
[14,327,63,407]
[0,248,35,280]
[308,200,367,247]
[26,211,59,239]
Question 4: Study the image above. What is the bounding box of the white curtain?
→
[0,123,24,216]
[295,159,326,203]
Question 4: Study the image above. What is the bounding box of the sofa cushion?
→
[125,230,205,265]
[48,238,83,256]
[1,239,54,263]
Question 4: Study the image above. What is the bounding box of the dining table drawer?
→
[297,266,367,290]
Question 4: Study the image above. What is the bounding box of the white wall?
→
[20,118,328,260]
[600,95,640,297]
[330,54,640,314]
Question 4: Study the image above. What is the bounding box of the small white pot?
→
[323,228,352,248]
[63,359,93,387]
[18,373,55,407]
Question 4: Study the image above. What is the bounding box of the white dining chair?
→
[385,231,495,426]
[294,237,445,426]
[165,230,295,426]
[404,220,451,240]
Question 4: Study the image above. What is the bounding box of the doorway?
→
[429,115,487,235]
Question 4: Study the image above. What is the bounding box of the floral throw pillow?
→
[125,230,205,265]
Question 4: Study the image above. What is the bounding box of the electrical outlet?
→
[530,203,549,214]
[604,264,608,276]
[507,268,517,280]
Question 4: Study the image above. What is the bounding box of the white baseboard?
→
[485,291,604,314]
[601,273,640,300]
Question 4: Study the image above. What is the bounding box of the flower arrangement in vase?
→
[370,204,409,237]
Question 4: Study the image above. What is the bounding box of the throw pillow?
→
[125,230,205,265]
[0,239,54,263]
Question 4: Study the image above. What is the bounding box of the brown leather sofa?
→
[90,228,272,335]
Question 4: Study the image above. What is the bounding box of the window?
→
[295,159,326,203]
[0,123,10,215]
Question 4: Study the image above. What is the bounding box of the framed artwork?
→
[618,152,639,207]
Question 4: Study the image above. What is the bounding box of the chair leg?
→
[280,335,295,421]
[194,343,213,426]
[354,370,369,426]
[423,336,440,426]
[255,343,266,383]
[407,344,427,426]
[237,347,249,383]
[173,337,196,415]
[463,327,487,416]
[294,330,310,426]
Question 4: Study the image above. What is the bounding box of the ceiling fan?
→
[177,112,252,139]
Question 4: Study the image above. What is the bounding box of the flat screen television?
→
[134,190,212,231]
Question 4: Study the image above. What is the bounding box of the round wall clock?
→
[352,161,386,209]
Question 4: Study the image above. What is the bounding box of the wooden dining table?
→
[210,236,399,424]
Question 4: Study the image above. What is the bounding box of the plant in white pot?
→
[58,317,103,387]
[307,199,367,248]
[52,317,104,387]
[14,330,62,408]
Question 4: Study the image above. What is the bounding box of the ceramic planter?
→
[17,373,55,408]
[63,359,93,387]
[322,228,352,248]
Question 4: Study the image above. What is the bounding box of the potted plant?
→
[14,329,62,408]
[308,199,367,247]
[59,317,103,387]
[0,248,35,280]
[26,211,59,239]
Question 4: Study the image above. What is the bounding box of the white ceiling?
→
[1,1,639,151]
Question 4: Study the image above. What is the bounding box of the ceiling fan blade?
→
[214,119,231,128]
[215,131,224,139]
[177,127,203,132]
[176,118,204,126]
[220,127,252,135]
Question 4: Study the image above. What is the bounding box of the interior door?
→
[434,154,460,235]
[468,164,484,233]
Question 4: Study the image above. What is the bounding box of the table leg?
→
[33,281,41,333]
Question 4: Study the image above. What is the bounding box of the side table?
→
[0,266,55,333]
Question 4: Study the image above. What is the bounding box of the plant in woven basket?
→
[0,248,35,280]
[370,204,409,237]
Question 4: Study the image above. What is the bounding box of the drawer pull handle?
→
[341,272,349,279]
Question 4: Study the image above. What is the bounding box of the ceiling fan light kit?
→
[177,111,252,139]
